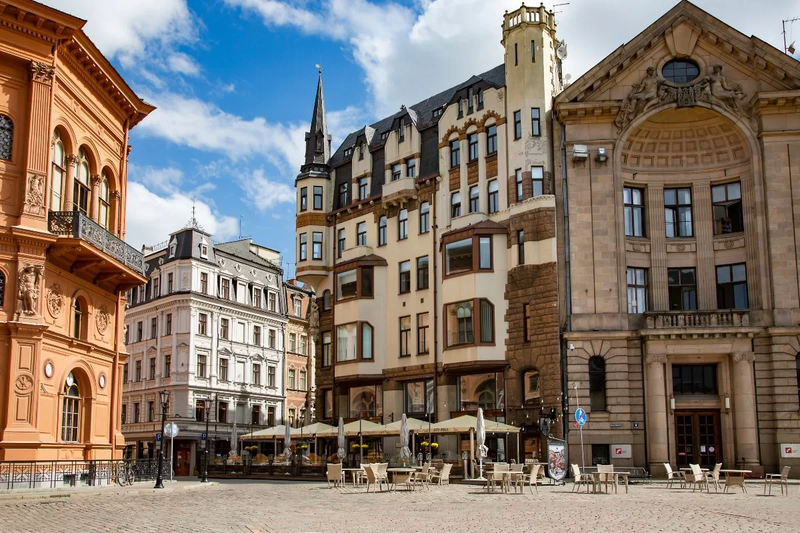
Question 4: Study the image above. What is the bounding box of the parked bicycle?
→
[115,461,135,486]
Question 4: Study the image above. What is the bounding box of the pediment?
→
[558,1,800,107]
[218,347,233,356]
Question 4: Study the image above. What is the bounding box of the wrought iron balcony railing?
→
[48,210,145,276]
[644,310,750,329]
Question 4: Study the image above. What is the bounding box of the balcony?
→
[642,310,760,339]
[47,211,146,291]
[382,177,417,205]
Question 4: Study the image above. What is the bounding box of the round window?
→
[662,59,700,84]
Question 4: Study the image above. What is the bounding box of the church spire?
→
[304,69,331,168]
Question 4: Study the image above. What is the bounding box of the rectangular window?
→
[359,144,364,160]
[513,110,522,140]
[167,273,173,294]
[312,232,323,260]
[200,272,208,294]
[323,389,333,419]
[288,368,296,389]
[348,384,382,418]
[451,192,461,218]
[219,358,228,381]
[378,216,387,245]
[486,125,497,154]
[668,268,697,311]
[251,405,261,425]
[450,139,460,168]
[624,187,645,237]
[626,267,648,314]
[123,363,129,383]
[221,278,230,299]
[717,263,748,309]
[253,325,261,346]
[399,316,411,357]
[164,355,171,378]
[468,133,479,161]
[337,323,358,362]
[134,403,140,423]
[299,335,307,355]
[267,406,275,426]
[136,321,142,342]
[337,269,357,300]
[445,238,472,274]
[517,230,525,265]
[417,312,429,354]
[165,313,172,335]
[289,333,296,353]
[358,177,368,199]
[322,332,332,367]
[469,185,479,213]
[300,187,307,211]
[515,169,523,202]
[362,324,373,360]
[712,182,743,235]
[479,237,491,270]
[405,379,434,415]
[419,202,430,234]
[356,222,367,246]
[149,357,155,380]
[294,298,302,317]
[665,188,693,238]
[268,366,276,387]
[531,108,541,136]
[531,166,544,197]
[361,266,373,298]
[417,256,429,290]
[480,300,494,343]
[406,158,416,178]
[531,39,536,62]
[253,288,261,308]
[220,318,229,339]
[488,180,499,214]
[398,209,408,240]
[337,228,346,258]
[121,404,127,425]
[673,364,718,395]
[338,182,348,208]
[299,370,306,391]
[268,292,276,311]
[197,354,206,378]
[153,278,160,299]
[399,260,411,294]
[150,317,157,339]
[133,360,140,381]
[392,163,401,181]
[268,329,276,348]
[198,314,208,335]
[148,401,154,422]
[299,233,307,261]
[313,186,323,210]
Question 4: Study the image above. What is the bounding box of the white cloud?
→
[238,169,295,213]
[128,165,184,194]
[125,182,238,249]
[167,52,202,76]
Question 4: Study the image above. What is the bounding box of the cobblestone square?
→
[0,480,798,533]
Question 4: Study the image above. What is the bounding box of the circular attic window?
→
[662,59,700,84]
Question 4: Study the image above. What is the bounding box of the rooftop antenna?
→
[783,17,799,55]
[186,196,205,231]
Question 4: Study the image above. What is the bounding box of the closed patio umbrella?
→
[284,422,292,464]
[336,417,345,460]
[476,407,488,480]
[230,421,238,456]
[399,414,411,465]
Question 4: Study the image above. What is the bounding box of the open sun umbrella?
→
[284,422,292,464]
[476,407,488,480]
[336,417,346,460]
[399,414,411,464]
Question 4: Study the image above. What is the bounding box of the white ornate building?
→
[121,225,287,475]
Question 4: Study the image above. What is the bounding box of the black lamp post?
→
[154,389,170,489]
[201,401,210,483]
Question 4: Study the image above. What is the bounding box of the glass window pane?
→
[636,268,646,286]
[681,268,696,285]
[445,238,473,273]
[626,268,635,285]
[733,284,748,309]
[624,188,631,204]
[479,237,491,269]
[727,182,741,200]
[712,185,726,203]
[668,270,679,285]
[732,263,746,282]
[632,189,641,204]
[677,189,691,205]
[664,189,676,205]
[362,324,373,359]
[337,270,357,299]
[716,266,731,284]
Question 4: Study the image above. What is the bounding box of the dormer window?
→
[381,131,389,141]
[358,144,364,160]
[432,108,443,119]
[399,118,405,142]
[477,90,484,110]
[199,238,209,259]
[457,100,463,119]
[344,147,353,158]
[169,238,177,258]
[468,89,474,114]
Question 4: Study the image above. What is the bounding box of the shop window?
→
[404,379,434,415]
[668,268,697,310]
[589,356,606,411]
[716,263,748,309]
[349,384,382,418]
[712,182,743,235]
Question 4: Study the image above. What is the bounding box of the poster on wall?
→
[546,438,567,481]
[611,444,632,459]
[781,444,800,458]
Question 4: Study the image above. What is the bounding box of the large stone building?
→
[295,5,563,461]
[556,1,800,475]
[122,227,288,474]
[0,1,152,460]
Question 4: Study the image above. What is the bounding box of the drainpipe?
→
[331,217,337,421]
[432,182,439,424]
[640,336,649,471]
[559,123,571,443]
[110,291,122,459]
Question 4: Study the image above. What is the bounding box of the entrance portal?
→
[675,410,721,468]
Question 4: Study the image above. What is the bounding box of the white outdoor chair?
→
[764,466,790,496]
[364,464,388,493]
[688,464,709,493]
[430,463,452,486]
[664,463,685,489]
[326,463,344,488]
[571,464,592,493]
[516,463,542,494]
[597,464,617,494]
[707,463,722,492]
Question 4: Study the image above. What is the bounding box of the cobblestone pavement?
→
[0,479,798,533]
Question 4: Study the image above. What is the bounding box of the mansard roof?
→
[328,63,506,167]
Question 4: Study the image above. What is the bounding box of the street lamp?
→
[154,389,170,489]
[201,394,216,483]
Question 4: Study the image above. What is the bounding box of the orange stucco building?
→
[0,0,153,461]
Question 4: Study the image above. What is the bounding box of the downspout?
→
[640,336,649,471]
[432,182,439,424]
[111,292,122,459]
[331,217,337,421]
[559,123,571,443]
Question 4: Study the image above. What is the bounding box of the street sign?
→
[164,423,180,438]
[201,432,207,441]
[575,408,587,426]
[155,432,162,441]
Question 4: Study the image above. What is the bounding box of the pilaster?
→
[20,61,55,229]
[731,351,760,469]
[693,184,716,309]
[645,353,668,475]
[647,186,668,311]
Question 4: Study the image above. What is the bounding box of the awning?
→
[369,417,431,437]
[315,419,385,437]
[429,415,520,434]
[241,422,336,440]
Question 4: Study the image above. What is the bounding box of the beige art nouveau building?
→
[556,1,800,476]
[296,5,563,461]
[0,1,152,460]
[284,280,314,427]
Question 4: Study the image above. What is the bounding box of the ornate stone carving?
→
[17,264,43,316]
[308,299,320,339]
[615,64,749,132]
[23,173,45,216]
[65,153,78,167]
[14,373,34,394]
[90,174,102,187]
[732,351,755,363]
[96,305,109,335]
[46,284,63,318]
[646,354,668,365]
[29,61,55,83]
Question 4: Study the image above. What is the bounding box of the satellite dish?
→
[556,41,568,60]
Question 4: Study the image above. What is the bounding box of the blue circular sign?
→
[575,408,587,426]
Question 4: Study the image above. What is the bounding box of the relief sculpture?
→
[17,264,43,316]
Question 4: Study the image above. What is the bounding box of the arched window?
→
[476,380,495,411]
[74,148,91,214]
[0,114,13,160]
[61,374,81,442]
[51,131,65,210]
[98,171,110,228]
[378,216,387,246]
[322,290,331,310]
[488,180,499,213]
[73,299,83,339]
[589,356,606,411]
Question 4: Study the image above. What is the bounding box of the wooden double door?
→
[675,410,721,468]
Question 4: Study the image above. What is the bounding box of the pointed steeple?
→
[304,71,331,168]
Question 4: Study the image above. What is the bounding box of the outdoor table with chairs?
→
[720,469,751,493]
[342,467,365,487]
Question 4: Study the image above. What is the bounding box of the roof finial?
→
[185,196,205,231]
[315,63,322,75]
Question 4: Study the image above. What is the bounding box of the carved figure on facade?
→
[96,304,109,335]
[698,64,747,115]
[17,264,43,316]
[308,298,320,338]
[23,173,45,216]
[46,283,63,318]
[615,67,663,131]
[14,374,34,394]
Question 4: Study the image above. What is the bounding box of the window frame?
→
[531,107,541,137]
[391,163,401,182]
[517,229,525,265]
[515,169,523,202]
[356,222,367,246]
[716,263,748,309]
[664,187,694,238]
[531,166,544,197]
[399,315,411,357]
[337,182,348,208]
[668,267,697,311]
[451,192,461,218]
[399,260,411,294]
[589,356,607,411]
[358,177,369,199]
[322,331,332,367]
[624,186,645,237]
[335,321,374,363]
[444,298,495,349]
[417,312,430,354]
[406,158,416,178]
[299,187,308,212]
[468,132,479,162]
[398,209,408,240]
[337,228,346,258]
[712,181,743,235]
[626,267,649,314]
[416,256,429,290]
[486,125,497,155]
[449,139,460,168]
[443,234,494,278]
[513,110,522,140]
[313,186,323,210]
[469,185,479,213]
[378,216,388,246]
[419,202,430,234]
[299,233,307,261]
[488,180,499,214]
[312,232,323,260]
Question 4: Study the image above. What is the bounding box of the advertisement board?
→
[546,438,567,481]
[781,444,800,458]
[611,444,632,459]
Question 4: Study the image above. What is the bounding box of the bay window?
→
[443,235,493,276]
[445,298,494,347]
[336,322,374,362]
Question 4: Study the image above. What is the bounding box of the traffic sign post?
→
[575,408,587,426]
[164,423,180,482]
[573,383,586,472]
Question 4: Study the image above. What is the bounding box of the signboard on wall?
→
[781,444,800,458]
[611,444,632,459]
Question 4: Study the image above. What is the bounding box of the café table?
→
[387,467,417,490]
[342,467,364,487]
[720,469,751,493]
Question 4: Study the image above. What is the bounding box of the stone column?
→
[731,351,759,467]
[647,186,668,310]
[63,154,76,210]
[693,184,716,309]
[645,353,669,475]
[111,190,121,236]
[90,174,101,220]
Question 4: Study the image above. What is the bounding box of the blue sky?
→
[41,0,796,279]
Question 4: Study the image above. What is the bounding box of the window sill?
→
[417,351,430,356]
[399,354,411,358]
